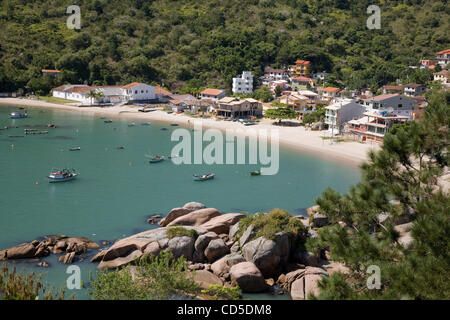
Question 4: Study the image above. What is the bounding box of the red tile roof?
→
[365,93,400,101]
[42,69,60,73]
[295,60,310,65]
[200,88,224,96]
[122,82,143,89]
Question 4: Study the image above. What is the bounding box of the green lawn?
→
[38,96,78,104]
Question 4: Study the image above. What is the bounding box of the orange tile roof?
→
[155,86,172,95]
[42,69,60,73]
[292,76,313,82]
[437,49,450,55]
[122,82,143,89]
[322,87,340,92]
[200,88,224,96]
[295,60,310,65]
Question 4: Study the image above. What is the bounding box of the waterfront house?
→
[403,83,425,97]
[232,71,253,94]
[199,88,226,101]
[362,93,415,119]
[155,86,172,102]
[434,70,449,87]
[52,82,157,104]
[348,111,409,143]
[121,82,156,102]
[324,99,365,134]
[294,60,311,77]
[217,97,262,119]
[169,99,188,112]
[436,49,450,67]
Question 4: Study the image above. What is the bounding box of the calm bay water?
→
[0,105,360,299]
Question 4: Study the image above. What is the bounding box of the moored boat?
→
[104,120,113,123]
[10,112,28,119]
[193,173,215,181]
[250,170,261,176]
[69,147,81,151]
[149,156,164,163]
[48,169,78,183]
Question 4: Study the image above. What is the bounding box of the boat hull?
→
[149,158,164,163]
[193,174,215,181]
[48,174,78,183]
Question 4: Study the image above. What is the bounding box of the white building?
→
[52,83,156,105]
[403,83,425,97]
[324,99,365,134]
[121,82,156,102]
[232,71,253,94]
[434,70,449,87]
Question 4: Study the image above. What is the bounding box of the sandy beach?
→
[0,97,379,166]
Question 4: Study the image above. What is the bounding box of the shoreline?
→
[0,98,379,167]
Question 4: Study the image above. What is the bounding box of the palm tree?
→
[86,90,97,106]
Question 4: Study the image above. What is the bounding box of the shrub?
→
[0,263,67,300]
[89,251,199,300]
[166,226,198,239]
[201,285,242,300]
[236,209,307,245]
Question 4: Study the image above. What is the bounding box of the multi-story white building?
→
[403,83,425,97]
[324,99,365,134]
[232,71,253,94]
[362,93,416,119]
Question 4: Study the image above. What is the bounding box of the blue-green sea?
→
[0,105,361,299]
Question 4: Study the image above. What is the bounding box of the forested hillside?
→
[0,0,449,94]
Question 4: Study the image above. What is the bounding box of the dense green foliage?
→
[265,107,298,122]
[166,226,198,239]
[0,263,67,300]
[0,0,449,94]
[237,208,307,246]
[201,284,242,300]
[302,104,326,124]
[306,90,450,299]
[89,251,200,300]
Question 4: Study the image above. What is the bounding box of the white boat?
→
[48,169,78,183]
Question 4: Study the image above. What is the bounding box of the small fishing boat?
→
[160,128,168,131]
[46,124,57,128]
[170,123,179,127]
[149,156,164,163]
[69,147,81,151]
[250,170,261,176]
[48,169,78,183]
[104,120,113,123]
[116,146,125,150]
[193,173,215,181]
[10,112,28,119]
[141,122,151,126]
[128,122,136,127]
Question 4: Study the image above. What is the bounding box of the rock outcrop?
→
[230,262,267,293]
[242,233,290,277]
[167,208,222,227]
[199,213,246,235]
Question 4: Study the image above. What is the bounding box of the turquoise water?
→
[0,105,361,299]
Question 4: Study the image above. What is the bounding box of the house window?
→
[141,90,144,93]
[398,104,402,108]
[135,90,138,94]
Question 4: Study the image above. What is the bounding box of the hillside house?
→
[403,83,425,97]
